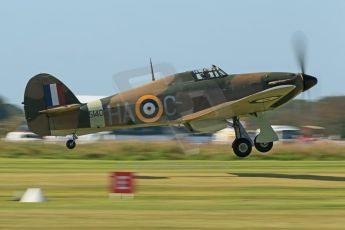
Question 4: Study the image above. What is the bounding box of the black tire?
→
[232,138,252,158]
[254,136,273,153]
[66,140,76,149]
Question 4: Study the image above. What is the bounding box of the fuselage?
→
[50,66,313,136]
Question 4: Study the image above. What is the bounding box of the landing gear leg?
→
[229,117,252,158]
[66,133,78,149]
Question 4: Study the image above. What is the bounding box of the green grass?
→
[0,158,344,229]
[0,140,345,161]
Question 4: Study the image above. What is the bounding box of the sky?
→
[0,0,344,105]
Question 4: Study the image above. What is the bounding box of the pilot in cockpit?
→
[202,68,211,79]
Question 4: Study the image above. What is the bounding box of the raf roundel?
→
[135,95,164,123]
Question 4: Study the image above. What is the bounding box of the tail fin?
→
[24,73,81,136]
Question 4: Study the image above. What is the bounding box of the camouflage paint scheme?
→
[23,66,316,137]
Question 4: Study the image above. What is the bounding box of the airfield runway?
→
[0,159,344,229]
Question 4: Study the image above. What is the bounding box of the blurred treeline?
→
[0,96,23,136]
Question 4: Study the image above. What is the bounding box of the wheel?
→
[232,138,252,158]
[254,136,273,153]
[66,139,76,149]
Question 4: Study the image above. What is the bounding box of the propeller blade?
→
[292,31,308,74]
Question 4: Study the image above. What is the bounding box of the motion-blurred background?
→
[1,0,345,147]
[0,1,345,229]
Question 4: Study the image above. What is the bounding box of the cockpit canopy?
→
[192,65,228,81]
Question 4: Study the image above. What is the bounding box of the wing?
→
[182,85,296,122]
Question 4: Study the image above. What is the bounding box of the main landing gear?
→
[229,115,277,158]
[66,134,78,149]
[232,138,252,158]
[230,117,253,158]
[254,136,273,153]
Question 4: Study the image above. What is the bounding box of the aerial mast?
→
[150,58,155,81]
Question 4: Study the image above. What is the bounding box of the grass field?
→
[0,158,344,229]
[1,140,345,160]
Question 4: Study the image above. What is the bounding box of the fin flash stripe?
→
[43,82,65,107]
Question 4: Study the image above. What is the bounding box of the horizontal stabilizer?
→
[39,104,81,115]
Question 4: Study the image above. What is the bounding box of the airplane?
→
[23,55,317,158]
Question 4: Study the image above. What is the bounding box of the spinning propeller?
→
[292,31,318,92]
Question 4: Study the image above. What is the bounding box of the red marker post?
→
[109,172,135,198]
